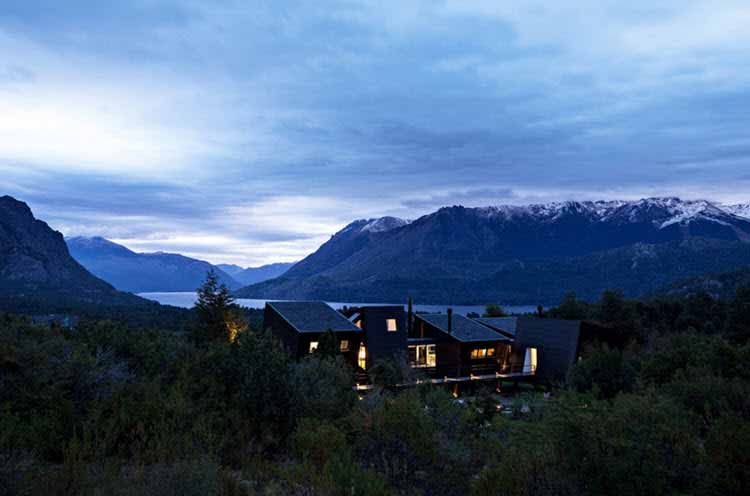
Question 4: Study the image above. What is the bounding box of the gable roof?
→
[475,317,519,338]
[416,313,509,343]
[267,301,360,333]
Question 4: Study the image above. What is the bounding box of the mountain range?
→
[0,196,147,311]
[66,238,294,293]
[216,262,295,286]
[235,197,750,304]
[66,236,242,292]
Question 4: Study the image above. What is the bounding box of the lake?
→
[138,292,539,316]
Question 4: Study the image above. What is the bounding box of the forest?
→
[1,282,749,495]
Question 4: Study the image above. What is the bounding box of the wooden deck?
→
[354,369,536,391]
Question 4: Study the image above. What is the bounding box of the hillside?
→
[0,196,155,312]
[236,198,750,304]
[655,266,750,300]
[67,237,240,292]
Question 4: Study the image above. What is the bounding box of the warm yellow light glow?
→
[340,339,350,352]
[358,344,367,369]
[409,344,436,368]
[470,348,496,359]
[309,341,319,353]
[387,319,398,332]
[523,347,538,373]
[228,324,239,343]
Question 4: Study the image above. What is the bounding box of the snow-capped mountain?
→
[236,197,750,304]
[723,203,750,220]
[359,216,411,233]
[478,197,740,229]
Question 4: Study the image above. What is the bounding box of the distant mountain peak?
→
[0,195,147,308]
[339,216,410,235]
[66,236,241,292]
[236,195,750,304]
[360,216,410,233]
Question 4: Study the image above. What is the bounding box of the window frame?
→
[408,344,436,368]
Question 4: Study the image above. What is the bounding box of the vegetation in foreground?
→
[1,281,750,495]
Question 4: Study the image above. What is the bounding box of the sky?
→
[1,1,750,266]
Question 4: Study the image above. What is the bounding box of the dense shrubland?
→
[1,286,750,495]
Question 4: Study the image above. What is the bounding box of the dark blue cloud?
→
[1,1,749,264]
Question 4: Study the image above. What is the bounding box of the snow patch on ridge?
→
[360,216,411,233]
[723,204,750,220]
[475,197,739,229]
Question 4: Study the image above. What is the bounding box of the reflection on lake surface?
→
[138,292,539,316]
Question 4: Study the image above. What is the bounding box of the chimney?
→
[447,307,453,334]
[407,297,413,335]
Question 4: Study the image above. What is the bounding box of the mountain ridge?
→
[236,197,750,304]
[0,196,149,309]
[66,236,241,292]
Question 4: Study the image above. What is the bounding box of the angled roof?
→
[267,301,361,333]
[476,317,519,337]
[416,313,510,343]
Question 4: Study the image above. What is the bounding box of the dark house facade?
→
[263,301,362,365]
[348,305,407,371]
[263,301,585,388]
[410,311,512,379]
[477,316,582,382]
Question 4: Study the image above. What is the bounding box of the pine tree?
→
[193,271,246,343]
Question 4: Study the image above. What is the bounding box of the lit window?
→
[358,345,367,369]
[309,341,319,353]
[470,348,496,360]
[355,320,362,329]
[523,347,538,373]
[387,319,398,332]
[408,344,436,368]
[340,339,350,352]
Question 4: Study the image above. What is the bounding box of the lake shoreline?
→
[138,292,540,316]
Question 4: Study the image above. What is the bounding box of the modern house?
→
[263,301,585,388]
[262,301,362,365]
[476,316,582,382]
[348,305,407,371]
[410,310,513,379]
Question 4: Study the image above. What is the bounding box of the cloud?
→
[1,1,749,265]
[402,188,519,211]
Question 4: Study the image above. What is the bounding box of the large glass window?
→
[408,344,436,368]
[387,319,398,332]
[309,341,319,353]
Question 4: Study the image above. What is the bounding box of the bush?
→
[567,346,638,399]
[292,355,356,420]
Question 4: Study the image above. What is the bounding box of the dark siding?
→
[462,341,507,375]
[413,315,508,378]
[298,330,362,368]
[263,305,301,358]
[360,306,407,367]
[435,340,462,377]
[264,303,362,364]
[511,317,581,382]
